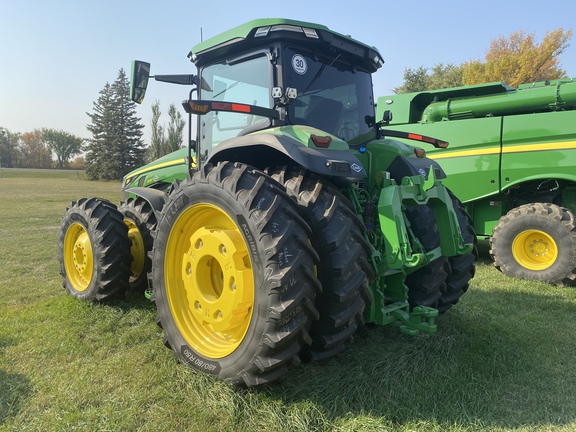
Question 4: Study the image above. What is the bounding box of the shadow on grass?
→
[0,338,32,426]
[71,286,156,312]
[113,288,157,312]
[268,286,576,430]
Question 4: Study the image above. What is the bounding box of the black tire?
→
[404,205,449,309]
[118,197,157,292]
[151,162,321,387]
[437,192,477,313]
[58,197,132,301]
[268,167,373,364]
[490,203,576,286]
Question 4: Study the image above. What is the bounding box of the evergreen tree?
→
[86,82,113,180]
[85,69,145,180]
[112,68,146,173]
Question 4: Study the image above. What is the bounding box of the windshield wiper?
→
[301,54,341,95]
[212,81,240,99]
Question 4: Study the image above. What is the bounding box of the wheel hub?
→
[512,229,558,270]
[184,227,253,334]
[165,203,254,358]
[125,219,145,281]
[64,222,93,291]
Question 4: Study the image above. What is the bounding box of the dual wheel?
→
[58,164,326,386]
[58,197,156,301]
[58,163,474,386]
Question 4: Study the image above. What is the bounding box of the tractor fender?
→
[121,186,166,214]
[207,133,366,187]
[387,155,447,183]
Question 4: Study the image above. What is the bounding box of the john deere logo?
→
[188,102,209,113]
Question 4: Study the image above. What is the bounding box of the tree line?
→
[0,127,84,170]
[1,69,184,180]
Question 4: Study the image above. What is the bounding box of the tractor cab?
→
[132,19,383,168]
[190,23,380,154]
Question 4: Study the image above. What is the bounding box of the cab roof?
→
[189,18,383,72]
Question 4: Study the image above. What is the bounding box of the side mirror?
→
[382,109,393,124]
[130,60,150,104]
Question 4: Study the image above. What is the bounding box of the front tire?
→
[151,163,320,387]
[58,198,132,301]
[490,203,576,285]
[404,204,448,309]
[268,167,373,364]
[437,191,477,313]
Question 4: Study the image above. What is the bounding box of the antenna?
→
[200,27,203,42]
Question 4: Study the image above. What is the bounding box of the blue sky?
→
[1,0,575,141]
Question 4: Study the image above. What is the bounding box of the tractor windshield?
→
[198,54,272,159]
[284,47,375,144]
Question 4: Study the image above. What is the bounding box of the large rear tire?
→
[268,167,373,364]
[490,203,576,286]
[151,163,320,387]
[119,197,157,292]
[58,198,131,301]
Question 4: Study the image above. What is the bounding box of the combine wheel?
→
[268,167,373,364]
[404,205,448,309]
[437,192,477,313]
[490,203,576,285]
[118,197,157,291]
[151,162,320,387]
[58,198,132,301]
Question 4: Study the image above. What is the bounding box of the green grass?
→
[1,168,575,431]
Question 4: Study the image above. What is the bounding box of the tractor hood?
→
[122,147,193,191]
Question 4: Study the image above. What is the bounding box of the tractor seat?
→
[304,99,343,134]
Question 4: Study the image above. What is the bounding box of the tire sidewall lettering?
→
[181,345,221,374]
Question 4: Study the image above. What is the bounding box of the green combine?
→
[58,18,475,387]
[380,78,576,285]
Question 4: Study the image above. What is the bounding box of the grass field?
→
[1,168,575,431]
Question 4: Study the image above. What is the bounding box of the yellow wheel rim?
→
[512,229,558,271]
[165,203,254,358]
[125,218,145,283]
[63,222,94,292]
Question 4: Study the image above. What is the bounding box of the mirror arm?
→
[152,74,197,85]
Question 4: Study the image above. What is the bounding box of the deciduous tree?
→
[20,129,52,169]
[165,103,185,154]
[42,128,83,169]
[147,100,165,161]
[394,28,572,93]
[393,64,463,94]
[462,28,572,87]
[0,127,20,168]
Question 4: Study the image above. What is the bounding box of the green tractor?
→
[58,18,476,387]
